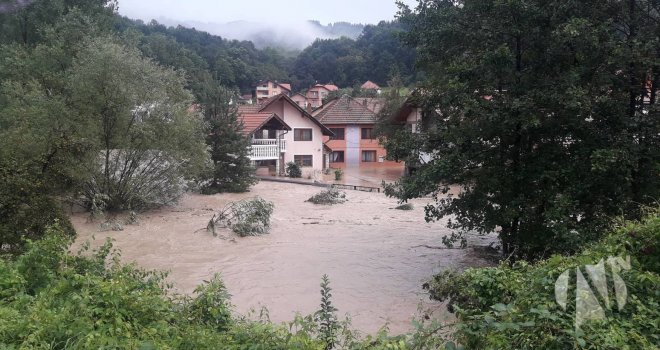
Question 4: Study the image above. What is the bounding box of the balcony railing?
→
[249,139,286,160]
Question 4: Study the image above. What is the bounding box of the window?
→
[330,151,344,163]
[310,91,318,97]
[361,128,375,139]
[294,128,313,141]
[329,128,345,140]
[294,155,313,167]
[362,150,377,162]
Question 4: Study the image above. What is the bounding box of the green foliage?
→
[70,37,207,210]
[292,21,417,88]
[116,17,292,94]
[425,210,660,349]
[187,274,233,331]
[211,197,274,237]
[334,168,343,181]
[386,0,660,260]
[287,161,303,178]
[0,159,75,256]
[307,188,347,205]
[316,275,339,350]
[200,85,258,194]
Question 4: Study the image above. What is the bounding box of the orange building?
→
[313,95,396,168]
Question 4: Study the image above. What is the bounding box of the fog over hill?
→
[155,17,365,50]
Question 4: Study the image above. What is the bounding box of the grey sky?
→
[117,0,418,25]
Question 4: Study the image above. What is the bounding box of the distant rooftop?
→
[312,94,377,124]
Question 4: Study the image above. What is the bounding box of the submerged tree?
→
[200,85,258,193]
[385,0,660,260]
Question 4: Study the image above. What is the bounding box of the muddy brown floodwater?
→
[71,181,495,334]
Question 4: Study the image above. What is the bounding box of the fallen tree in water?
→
[306,188,347,205]
[207,197,274,237]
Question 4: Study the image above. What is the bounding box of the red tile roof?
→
[312,95,377,125]
[277,83,292,91]
[239,93,334,136]
[324,84,339,91]
[238,112,291,136]
[361,80,380,90]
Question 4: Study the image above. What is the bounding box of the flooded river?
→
[71,181,495,334]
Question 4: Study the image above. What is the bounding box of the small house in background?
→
[239,93,334,178]
[306,83,339,109]
[254,80,292,103]
[290,92,310,109]
[313,94,397,169]
[360,80,381,92]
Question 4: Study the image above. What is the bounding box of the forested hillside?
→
[113,16,416,97]
[292,21,418,88]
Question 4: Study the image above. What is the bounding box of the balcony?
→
[249,139,286,160]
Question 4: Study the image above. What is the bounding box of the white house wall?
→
[345,125,360,166]
[262,100,325,178]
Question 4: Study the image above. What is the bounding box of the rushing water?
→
[71,181,495,334]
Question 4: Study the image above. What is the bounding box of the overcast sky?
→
[117,0,418,25]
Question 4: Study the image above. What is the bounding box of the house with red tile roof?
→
[305,83,339,109]
[238,93,334,177]
[313,95,397,169]
[254,80,292,103]
[360,80,380,90]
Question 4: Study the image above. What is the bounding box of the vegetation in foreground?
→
[425,209,659,349]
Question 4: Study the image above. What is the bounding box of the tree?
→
[0,7,114,253]
[68,37,207,210]
[201,85,258,193]
[385,0,660,260]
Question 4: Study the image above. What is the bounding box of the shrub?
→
[286,161,302,178]
[315,274,339,350]
[187,274,233,331]
[209,197,274,237]
[0,160,75,256]
[334,168,343,181]
[306,188,347,205]
[425,209,660,349]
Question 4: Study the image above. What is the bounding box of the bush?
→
[334,168,343,181]
[0,160,75,256]
[187,274,233,331]
[424,209,660,349]
[306,188,347,205]
[209,197,274,237]
[287,161,302,178]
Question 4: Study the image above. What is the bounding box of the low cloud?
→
[155,17,363,50]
